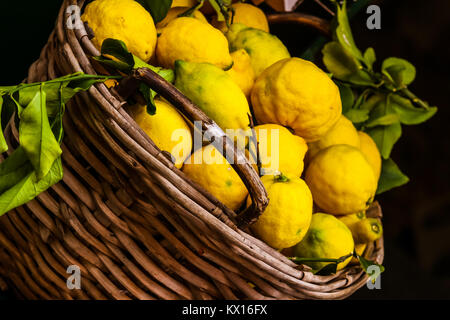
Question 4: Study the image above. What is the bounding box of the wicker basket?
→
[0,0,384,300]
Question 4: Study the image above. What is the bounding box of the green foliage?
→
[135,0,173,23]
[322,0,437,194]
[93,38,174,115]
[0,73,116,216]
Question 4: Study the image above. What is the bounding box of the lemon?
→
[293,213,354,271]
[175,60,251,132]
[212,3,269,33]
[82,0,157,62]
[156,7,207,33]
[183,144,248,211]
[171,0,197,7]
[251,57,341,142]
[351,243,367,264]
[343,217,383,244]
[358,131,382,180]
[308,115,360,160]
[249,124,308,176]
[305,145,377,215]
[128,99,192,169]
[227,24,290,77]
[156,17,232,69]
[226,49,255,98]
[248,174,313,250]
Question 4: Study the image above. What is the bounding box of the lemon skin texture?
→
[251,57,342,142]
[226,49,256,98]
[183,144,248,211]
[308,115,360,160]
[249,174,313,250]
[305,145,377,215]
[293,213,355,271]
[175,60,251,132]
[358,131,382,180]
[82,0,157,62]
[212,3,269,33]
[251,124,308,176]
[156,7,207,33]
[157,17,233,69]
[227,24,290,77]
[128,99,193,169]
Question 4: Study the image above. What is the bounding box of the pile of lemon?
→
[82,0,383,271]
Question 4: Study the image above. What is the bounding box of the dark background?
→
[0,0,449,299]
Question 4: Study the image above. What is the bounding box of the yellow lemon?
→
[308,115,360,160]
[351,243,367,264]
[156,7,207,33]
[340,215,383,244]
[251,57,341,142]
[227,23,290,77]
[82,0,157,62]
[156,17,232,69]
[128,99,192,169]
[248,174,313,250]
[183,144,248,211]
[175,60,251,132]
[226,49,255,98]
[249,124,308,176]
[305,145,377,215]
[171,0,197,7]
[358,131,382,180]
[293,213,355,271]
[212,3,269,32]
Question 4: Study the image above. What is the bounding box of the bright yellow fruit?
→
[156,17,232,69]
[340,215,383,244]
[183,144,248,211]
[227,23,290,77]
[308,115,360,160]
[293,213,354,271]
[248,174,313,250]
[251,58,342,142]
[358,131,382,180]
[249,124,308,176]
[305,145,377,215]
[226,49,255,98]
[351,243,367,264]
[82,0,157,62]
[171,0,197,7]
[156,7,207,33]
[128,99,192,169]
[175,60,251,132]
[212,3,269,33]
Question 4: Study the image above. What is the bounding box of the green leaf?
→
[382,57,416,86]
[0,147,32,194]
[18,87,62,180]
[0,157,63,216]
[365,113,400,128]
[390,93,437,125]
[139,83,156,115]
[357,254,385,282]
[93,38,135,72]
[136,0,172,23]
[344,108,370,123]
[366,122,402,159]
[333,0,364,62]
[322,42,374,86]
[336,82,354,114]
[0,95,7,153]
[363,47,376,70]
[313,263,338,276]
[377,158,409,194]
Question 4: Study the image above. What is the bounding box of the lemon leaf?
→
[390,93,437,125]
[376,158,409,194]
[0,95,7,153]
[382,57,416,86]
[135,0,172,24]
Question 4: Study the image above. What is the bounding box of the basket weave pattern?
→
[0,0,384,300]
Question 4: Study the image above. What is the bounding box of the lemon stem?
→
[289,253,353,264]
[275,173,289,183]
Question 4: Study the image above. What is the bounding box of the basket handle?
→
[124,68,269,228]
